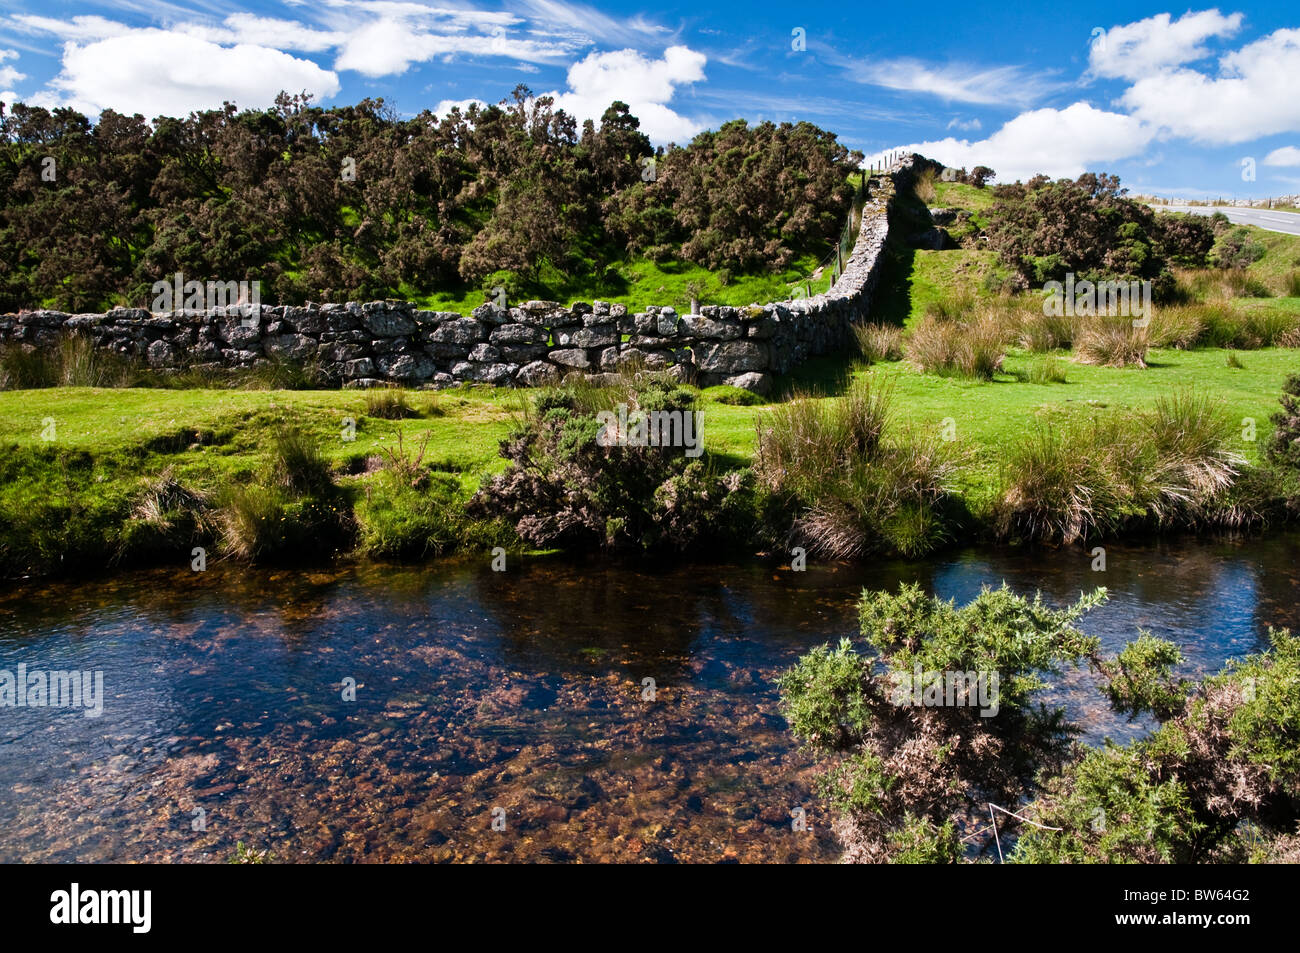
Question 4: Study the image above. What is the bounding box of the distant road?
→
[1151,204,1300,235]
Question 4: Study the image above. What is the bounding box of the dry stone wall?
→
[0,156,931,395]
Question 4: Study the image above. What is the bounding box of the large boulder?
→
[377,353,435,381]
[361,309,417,337]
[548,348,590,369]
[697,340,768,374]
[429,318,486,345]
[516,360,561,387]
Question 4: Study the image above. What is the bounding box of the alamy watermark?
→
[889,665,1000,717]
[596,403,703,458]
[1041,272,1151,327]
[0,663,104,718]
[151,272,261,325]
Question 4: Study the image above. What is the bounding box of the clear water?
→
[1,533,1296,862]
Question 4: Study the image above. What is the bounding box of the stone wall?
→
[0,155,929,395]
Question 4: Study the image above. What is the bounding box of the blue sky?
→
[2,1,1299,198]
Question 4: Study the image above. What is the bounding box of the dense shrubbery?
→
[469,376,762,553]
[780,584,1105,862]
[1267,374,1300,472]
[1209,225,1267,270]
[0,91,860,311]
[782,584,1300,863]
[985,173,1177,297]
[1015,626,1300,863]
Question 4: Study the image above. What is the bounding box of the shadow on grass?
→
[870,239,917,328]
[775,353,860,400]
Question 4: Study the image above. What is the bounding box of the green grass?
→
[399,254,838,315]
[932,181,995,225]
[3,345,1291,527]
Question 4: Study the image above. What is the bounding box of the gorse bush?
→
[1267,373,1300,473]
[783,584,1300,863]
[780,584,1106,863]
[470,377,759,552]
[1014,626,1300,863]
[985,173,1173,291]
[1208,226,1266,270]
[1,94,861,312]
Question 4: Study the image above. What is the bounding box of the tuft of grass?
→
[0,335,137,389]
[755,377,892,500]
[268,423,334,496]
[1074,317,1149,368]
[1223,270,1273,299]
[755,378,960,557]
[852,322,905,364]
[364,388,417,420]
[905,311,1007,380]
[1017,310,1079,352]
[913,167,938,204]
[995,389,1246,543]
[1226,351,1244,369]
[1280,270,1300,298]
[1027,356,1068,384]
[1146,306,1204,349]
[922,288,977,322]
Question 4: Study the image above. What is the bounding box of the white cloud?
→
[8,15,132,42]
[182,15,345,53]
[434,97,486,116]
[514,0,671,46]
[0,49,23,89]
[1120,28,1300,143]
[39,30,340,118]
[1264,145,1300,166]
[340,23,573,76]
[946,117,981,132]
[1089,9,1242,81]
[897,102,1156,182]
[549,45,706,143]
[841,57,1056,107]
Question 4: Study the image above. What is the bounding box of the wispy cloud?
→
[830,52,1063,107]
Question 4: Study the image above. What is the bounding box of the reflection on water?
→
[0,533,1296,862]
